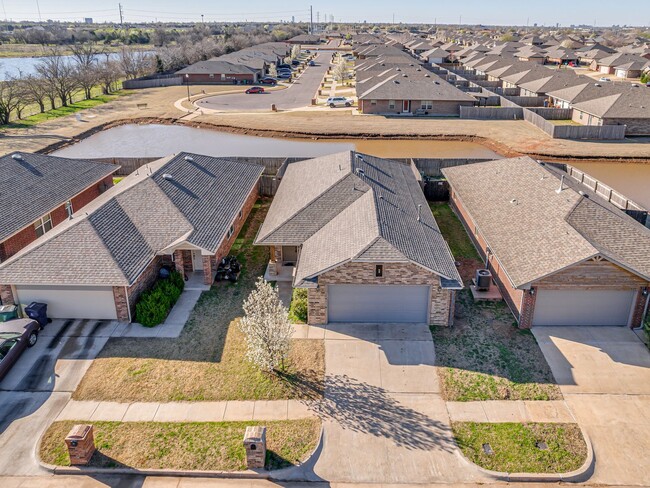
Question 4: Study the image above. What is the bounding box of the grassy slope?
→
[73,201,325,402]
[41,419,320,471]
[453,422,587,473]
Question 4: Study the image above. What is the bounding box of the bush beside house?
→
[289,288,308,323]
[135,270,185,327]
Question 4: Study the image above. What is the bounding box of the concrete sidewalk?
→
[446,400,575,423]
[56,399,316,423]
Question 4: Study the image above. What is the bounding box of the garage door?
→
[328,285,429,323]
[532,289,636,326]
[14,285,118,320]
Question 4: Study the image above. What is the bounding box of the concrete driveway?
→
[0,319,120,476]
[196,52,332,112]
[284,322,486,484]
[533,326,650,487]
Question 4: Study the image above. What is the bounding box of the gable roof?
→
[571,88,650,118]
[443,157,650,288]
[257,152,462,288]
[0,152,118,243]
[0,153,263,286]
[177,60,258,75]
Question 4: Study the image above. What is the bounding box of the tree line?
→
[0,44,153,125]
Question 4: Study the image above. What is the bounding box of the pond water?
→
[53,123,650,209]
[53,123,502,159]
[0,52,123,80]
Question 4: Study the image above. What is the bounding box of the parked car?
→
[277,72,292,80]
[291,59,300,66]
[599,77,612,82]
[277,64,292,70]
[0,319,41,381]
[326,96,353,108]
[308,60,316,66]
[245,86,265,94]
[305,49,311,53]
[259,77,277,85]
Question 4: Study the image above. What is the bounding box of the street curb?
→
[453,423,595,483]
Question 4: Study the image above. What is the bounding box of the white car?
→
[599,77,612,82]
[326,97,353,108]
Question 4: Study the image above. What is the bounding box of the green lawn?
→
[429,203,480,260]
[6,91,131,129]
[73,201,325,402]
[453,422,587,473]
[41,419,321,471]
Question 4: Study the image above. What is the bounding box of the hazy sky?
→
[1,0,649,26]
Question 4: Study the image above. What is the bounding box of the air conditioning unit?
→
[475,269,492,291]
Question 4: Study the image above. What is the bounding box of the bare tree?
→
[18,73,49,113]
[70,43,106,99]
[0,77,23,124]
[96,60,123,94]
[118,48,153,80]
[36,48,79,107]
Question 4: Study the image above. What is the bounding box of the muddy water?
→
[53,124,502,159]
[571,161,650,210]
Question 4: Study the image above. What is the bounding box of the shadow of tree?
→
[281,372,455,452]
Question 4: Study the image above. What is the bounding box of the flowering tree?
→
[240,277,294,372]
[333,59,347,81]
[290,45,301,60]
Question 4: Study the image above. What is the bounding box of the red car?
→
[245,86,265,94]
[259,77,277,85]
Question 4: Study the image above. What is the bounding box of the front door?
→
[402,100,410,113]
[192,251,203,272]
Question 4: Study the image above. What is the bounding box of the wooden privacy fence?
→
[503,95,547,107]
[565,165,645,212]
[524,109,626,140]
[122,75,183,89]
[528,107,572,120]
[460,106,523,120]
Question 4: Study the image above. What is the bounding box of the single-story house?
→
[0,153,263,321]
[421,47,450,65]
[357,69,476,115]
[254,151,463,326]
[571,87,650,135]
[287,34,321,45]
[590,53,647,74]
[176,60,261,84]
[614,60,650,79]
[0,152,117,265]
[443,157,650,328]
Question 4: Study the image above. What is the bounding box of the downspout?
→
[125,286,132,323]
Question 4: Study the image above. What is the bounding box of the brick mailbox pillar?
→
[243,425,266,469]
[65,424,95,465]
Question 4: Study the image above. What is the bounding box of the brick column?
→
[202,255,213,285]
[113,286,130,322]
[268,246,278,277]
[0,285,15,305]
[630,287,648,329]
[519,287,537,329]
[173,250,184,275]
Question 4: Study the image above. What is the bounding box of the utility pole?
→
[118,3,124,25]
[310,5,313,34]
[201,14,204,23]
[35,0,41,21]
[316,11,320,24]
[392,13,395,24]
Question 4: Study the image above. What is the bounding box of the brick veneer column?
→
[0,285,15,305]
[202,255,213,285]
[630,287,648,328]
[113,286,130,322]
[519,287,537,329]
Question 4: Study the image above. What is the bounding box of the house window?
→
[34,214,52,237]
[370,99,377,105]
[65,200,74,219]
[388,100,395,109]
[421,100,433,110]
[228,225,235,238]
[375,264,383,277]
[579,111,583,120]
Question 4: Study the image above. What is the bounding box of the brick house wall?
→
[0,175,114,262]
[307,261,454,326]
[359,99,473,115]
[184,73,257,84]
[631,288,649,329]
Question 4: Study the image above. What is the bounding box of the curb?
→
[453,424,595,483]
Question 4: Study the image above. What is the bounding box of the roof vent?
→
[402,74,408,77]
[594,83,601,87]
[396,67,401,71]
[11,153,23,160]
[632,83,639,87]
[393,80,400,84]
[434,80,440,84]
[184,155,194,162]
[162,173,174,181]
[425,74,431,77]
[510,198,518,205]
[356,168,365,176]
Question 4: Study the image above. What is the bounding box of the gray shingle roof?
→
[0,152,118,243]
[259,152,462,288]
[571,89,650,118]
[442,157,650,288]
[0,153,262,286]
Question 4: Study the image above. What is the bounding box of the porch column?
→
[202,255,213,285]
[173,250,184,275]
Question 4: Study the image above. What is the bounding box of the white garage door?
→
[532,289,636,326]
[328,285,429,323]
[15,285,118,320]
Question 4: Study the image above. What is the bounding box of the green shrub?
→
[135,270,185,327]
[288,288,308,323]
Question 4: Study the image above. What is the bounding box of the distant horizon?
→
[0,0,648,27]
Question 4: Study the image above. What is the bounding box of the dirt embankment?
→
[38,115,650,166]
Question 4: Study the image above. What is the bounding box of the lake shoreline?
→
[39,116,650,166]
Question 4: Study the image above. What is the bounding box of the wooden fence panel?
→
[460,106,523,119]
[528,107,572,120]
[122,76,182,89]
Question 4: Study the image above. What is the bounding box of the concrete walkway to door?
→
[533,326,650,487]
[280,322,488,484]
